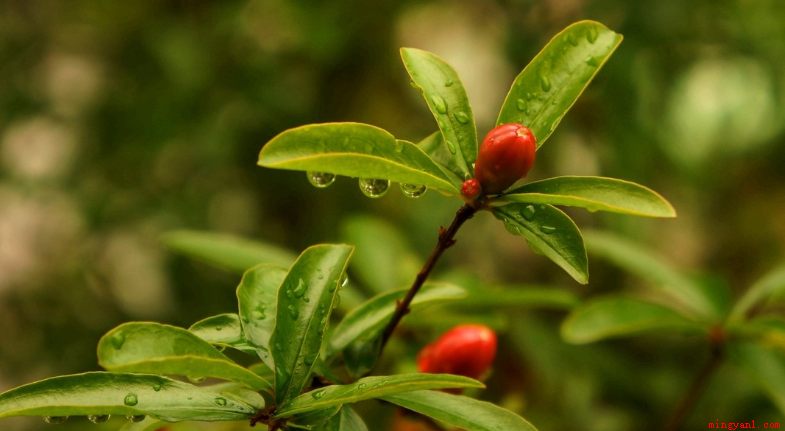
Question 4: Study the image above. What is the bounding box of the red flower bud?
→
[461,179,482,199]
[417,324,497,380]
[474,123,536,194]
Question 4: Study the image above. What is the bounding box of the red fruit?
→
[461,179,482,199]
[417,324,497,380]
[474,123,536,194]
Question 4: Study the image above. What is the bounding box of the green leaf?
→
[401,48,477,177]
[0,372,257,422]
[730,263,785,321]
[326,283,466,358]
[291,405,341,427]
[313,406,368,431]
[492,203,588,284]
[188,313,256,355]
[258,123,460,194]
[161,230,296,272]
[561,296,706,344]
[383,390,539,431]
[729,316,785,353]
[733,343,785,415]
[416,131,464,181]
[501,176,676,218]
[583,230,719,319]
[236,264,288,367]
[341,215,421,295]
[270,244,354,406]
[497,20,623,149]
[97,322,272,393]
[274,374,483,418]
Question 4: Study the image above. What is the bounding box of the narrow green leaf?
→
[0,372,257,422]
[501,176,676,218]
[341,215,421,295]
[97,322,272,393]
[313,406,368,431]
[343,337,382,380]
[275,374,483,418]
[236,264,288,367]
[270,244,354,406]
[730,263,785,321]
[733,343,785,415]
[327,283,466,358]
[291,405,341,427]
[383,390,539,431]
[119,416,167,431]
[583,230,719,319]
[258,123,460,194]
[729,316,785,353]
[188,313,256,354]
[561,296,706,344]
[161,230,296,272]
[497,20,623,149]
[492,203,588,284]
[401,48,477,177]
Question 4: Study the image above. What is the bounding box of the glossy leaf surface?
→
[313,406,368,431]
[497,20,623,149]
[401,48,477,176]
[275,374,483,417]
[0,373,256,422]
[162,230,296,272]
[188,313,255,354]
[326,283,466,358]
[502,176,676,217]
[561,296,705,344]
[416,131,464,181]
[97,322,271,392]
[383,390,538,431]
[493,203,588,284]
[583,230,719,319]
[270,244,354,406]
[236,264,288,367]
[258,123,460,194]
[730,263,785,321]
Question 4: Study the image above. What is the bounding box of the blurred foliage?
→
[1,0,784,430]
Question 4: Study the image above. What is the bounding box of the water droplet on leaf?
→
[453,111,469,124]
[540,225,556,234]
[123,393,138,406]
[252,307,266,321]
[126,415,145,422]
[400,183,427,198]
[567,32,579,46]
[444,79,454,87]
[43,416,68,424]
[287,304,300,320]
[516,99,526,111]
[431,95,447,114]
[409,79,419,89]
[540,75,551,92]
[215,397,228,406]
[523,205,536,221]
[292,279,307,298]
[587,26,598,43]
[152,384,162,392]
[307,172,336,188]
[445,140,457,154]
[187,376,205,384]
[311,389,327,399]
[110,332,125,349]
[359,178,390,198]
[358,383,367,390]
[394,141,404,153]
[88,415,110,424]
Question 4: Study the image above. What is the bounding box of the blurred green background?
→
[1,0,784,430]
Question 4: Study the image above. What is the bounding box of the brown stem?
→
[660,340,724,431]
[377,203,478,354]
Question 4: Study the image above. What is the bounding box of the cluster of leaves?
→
[258,20,674,285]
[562,231,785,415]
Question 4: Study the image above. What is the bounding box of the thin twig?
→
[377,203,478,354]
